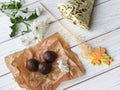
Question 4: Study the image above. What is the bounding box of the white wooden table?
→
[0,0,120,90]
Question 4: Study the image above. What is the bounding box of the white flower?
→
[32,18,50,40]
[57,58,69,72]
[20,18,50,47]
[35,7,43,16]
[20,34,40,46]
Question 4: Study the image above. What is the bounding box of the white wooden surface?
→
[0,0,120,90]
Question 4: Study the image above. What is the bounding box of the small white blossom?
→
[57,58,69,72]
[32,18,50,40]
[35,7,43,16]
[21,36,33,46]
[20,17,50,46]
[20,34,40,46]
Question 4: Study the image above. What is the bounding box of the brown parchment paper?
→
[5,32,84,90]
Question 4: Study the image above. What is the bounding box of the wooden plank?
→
[1,0,120,90]
[66,66,120,90]
[56,29,120,89]
[1,29,120,89]
[95,0,112,6]
[23,0,40,5]
[0,73,25,90]
[40,0,64,19]
[1,66,120,90]
[0,0,120,76]
[57,28,120,89]
[0,2,56,43]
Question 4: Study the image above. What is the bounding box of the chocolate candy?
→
[43,51,57,63]
[26,59,39,72]
[38,62,52,74]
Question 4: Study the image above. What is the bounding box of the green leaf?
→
[103,54,110,58]
[27,12,38,21]
[15,1,22,9]
[41,74,48,78]
[0,1,40,38]
[15,16,24,23]
[10,24,18,37]
[0,1,21,10]
[10,16,24,24]
[8,1,21,9]
[100,59,106,63]
[0,2,8,10]
[10,18,16,24]
[28,69,58,81]
[21,8,28,13]
[29,77,38,81]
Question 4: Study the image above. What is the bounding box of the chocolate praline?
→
[26,59,39,72]
[43,51,57,63]
[38,62,52,74]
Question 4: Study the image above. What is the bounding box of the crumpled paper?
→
[5,32,84,90]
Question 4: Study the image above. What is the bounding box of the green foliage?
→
[0,0,39,37]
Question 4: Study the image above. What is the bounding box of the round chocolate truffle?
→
[43,51,57,63]
[26,59,39,72]
[38,62,52,74]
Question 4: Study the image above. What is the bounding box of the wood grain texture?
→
[59,29,120,89]
[66,66,120,90]
[1,29,120,90]
[1,0,120,90]
[0,73,25,90]
[1,66,120,90]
